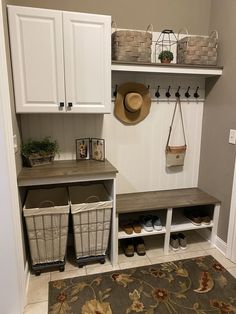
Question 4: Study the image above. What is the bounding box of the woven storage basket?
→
[177,29,218,65]
[112,23,153,63]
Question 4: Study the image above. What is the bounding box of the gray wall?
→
[7,0,211,34]
[199,0,236,242]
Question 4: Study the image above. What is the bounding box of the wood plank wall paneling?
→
[20,74,204,194]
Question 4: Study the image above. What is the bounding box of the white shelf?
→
[118,227,166,240]
[111,62,223,77]
[171,211,213,233]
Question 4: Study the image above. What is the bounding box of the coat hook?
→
[155,85,160,98]
[147,85,150,90]
[113,84,118,97]
[166,85,171,98]
[185,86,191,98]
[194,86,200,98]
[175,86,181,98]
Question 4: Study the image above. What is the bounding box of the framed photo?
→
[76,138,90,160]
[91,138,105,161]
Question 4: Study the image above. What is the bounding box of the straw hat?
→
[114,82,151,124]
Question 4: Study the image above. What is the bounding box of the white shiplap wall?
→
[21,72,205,194]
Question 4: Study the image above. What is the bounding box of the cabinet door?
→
[63,12,111,113]
[8,6,65,113]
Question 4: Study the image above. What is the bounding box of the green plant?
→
[21,137,59,158]
[158,50,174,62]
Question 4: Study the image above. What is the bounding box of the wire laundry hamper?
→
[69,183,113,267]
[23,187,69,275]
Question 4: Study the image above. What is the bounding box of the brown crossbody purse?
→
[166,98,187,167]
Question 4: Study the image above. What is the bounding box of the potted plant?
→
[21,137,59,167]
[158,50,174,63]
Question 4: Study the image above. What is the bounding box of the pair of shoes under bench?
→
[170,233,187,251]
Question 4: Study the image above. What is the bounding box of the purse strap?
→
[166,97,187,147]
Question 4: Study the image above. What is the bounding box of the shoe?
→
[184,208,201,226]
[199,210,211,225]
[120,222,133,234]
[170,234,179,251]
[122,239,134,257]
[140,215,153,232]
[134,237,146,256]
[132,220,142,233]
[201,215,211,225]
[152,215,162,231]
[178,233,187,250]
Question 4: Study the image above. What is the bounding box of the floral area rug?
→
[48,255,236,314]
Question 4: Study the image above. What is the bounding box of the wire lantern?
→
[155,29,178,63]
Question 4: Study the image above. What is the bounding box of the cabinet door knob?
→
[68,102,73,107]
[59,102,64,107]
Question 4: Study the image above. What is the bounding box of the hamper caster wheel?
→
[35,270,41,276]
[78,263,85,268]
[59,265,65,272]
[100,259,105,265]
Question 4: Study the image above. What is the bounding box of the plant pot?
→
[161,59,171,64]
[24,154,55,167]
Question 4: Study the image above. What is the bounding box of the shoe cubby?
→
[170,205,215,233]
[115,188,221,265]
[118,209,167,240]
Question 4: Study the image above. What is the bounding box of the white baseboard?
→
[24,262,30,307]
[214,236,227,255]
[197,229,227,255]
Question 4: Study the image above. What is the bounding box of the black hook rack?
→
[175,86,181,98]
[155,85,160,98]
[113,84,118,97]
[194,86,200,98]
[185,86,191,98]
[166,86,171,98]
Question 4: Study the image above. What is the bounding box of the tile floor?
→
[24,231,236,313]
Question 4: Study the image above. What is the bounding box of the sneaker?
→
[170,234,179,251]
[184,208,201,226]
[152,215,162,231]
[178,233,187,250]
[140,215,153,232]
[134,237,146,256]
[199,211,211,225]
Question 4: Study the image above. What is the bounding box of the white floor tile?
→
[27,273,50,304]
[148,254,180,265]
[228,267,236,278]
[24,301,48,314]
[178,250,208,260]
[50,267,86,281]
[208,248,236,268]
[86,259,120,275]
[119,256,151,270]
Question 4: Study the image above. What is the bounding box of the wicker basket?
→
[112,23,153,63]
[177,29,218,65]
[24,154,55,167]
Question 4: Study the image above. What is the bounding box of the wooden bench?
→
[112,188,220,265]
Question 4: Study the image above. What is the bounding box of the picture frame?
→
[91,138,105,161]
[76,138,90,160]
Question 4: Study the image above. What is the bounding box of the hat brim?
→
[114,82,151,125]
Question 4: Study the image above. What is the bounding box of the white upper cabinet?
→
[63,12,111,113]
[8,6,111,113]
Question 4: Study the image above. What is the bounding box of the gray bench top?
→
[116,188,220,214]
